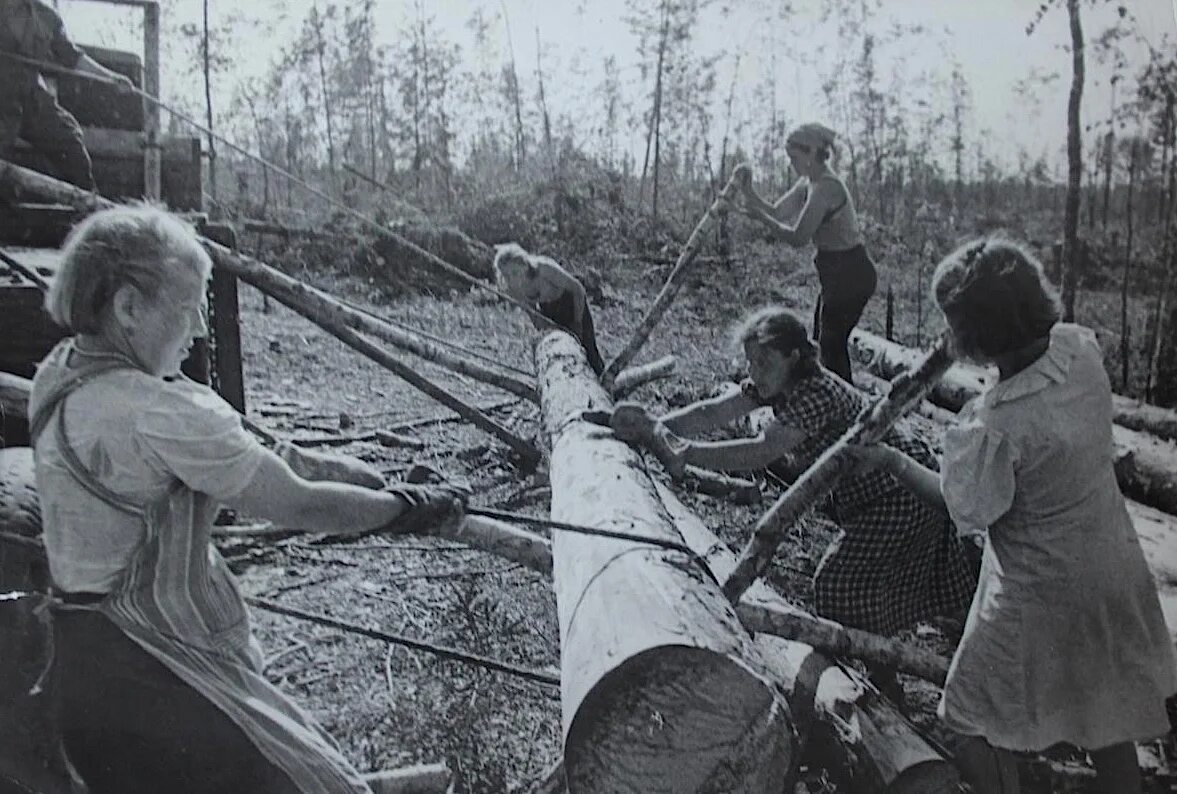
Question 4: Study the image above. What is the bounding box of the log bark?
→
[724,339,955,602]
[851,328,1177,516]
[849,330,988,413]
[655,481,961,793]
[602,172,744,386]
[734,602,949,686]
[1,160,541,466]
[537,330,795,793]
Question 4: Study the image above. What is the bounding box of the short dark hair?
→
[734,306,821,378]
[932,237,1060,361]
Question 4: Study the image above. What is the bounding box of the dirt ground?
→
[223,241,1176,793]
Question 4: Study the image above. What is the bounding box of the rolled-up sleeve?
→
[942,417,1018,537]
[135,381,265,501]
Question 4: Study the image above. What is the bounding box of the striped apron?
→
[30,346,371,794]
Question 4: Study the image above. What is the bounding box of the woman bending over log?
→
[615,305,976,704]
[493,242,606,374]
[854,239,1177,794]
[29,205,468,793]
[734,123,876,383]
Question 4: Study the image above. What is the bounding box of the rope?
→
[246,596,559,688]
[341,299,535,378]
[466,506,717,583]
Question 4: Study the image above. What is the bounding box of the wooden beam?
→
[537,330,795,793]
[142,1,161,200]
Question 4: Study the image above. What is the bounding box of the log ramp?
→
[537,332,795,792]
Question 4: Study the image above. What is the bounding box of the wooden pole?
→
[142,1,161,201]
[538,330,795,793]
[723,337,954,602]
[602,170,743,387]
[0,160,541,467]
[610,354,676,398]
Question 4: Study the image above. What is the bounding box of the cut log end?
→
[564,647,795,794]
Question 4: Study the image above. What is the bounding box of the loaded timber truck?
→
[0,3,242,791]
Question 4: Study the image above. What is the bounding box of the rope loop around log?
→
[467,507,718,586]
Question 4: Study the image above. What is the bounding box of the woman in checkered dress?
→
[623,306,976,694]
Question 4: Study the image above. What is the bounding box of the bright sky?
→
[56,0,1177,176]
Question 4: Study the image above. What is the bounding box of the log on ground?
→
[537,330,795,794]
[654,481,961,794]
[851,327,1177,443]
[850,329,1177,516]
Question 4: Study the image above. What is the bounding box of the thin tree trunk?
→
[650,6,669,221]
[1121,140,1137,390]
[1060,0,1085,322]
[202,0,217,207]
[534,26,552,154]
[500,1,525,170]
[1101,82,1117,228]
[313,7,338,194]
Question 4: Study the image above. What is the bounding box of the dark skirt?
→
[811,245,877,381]
[53,607,294,794]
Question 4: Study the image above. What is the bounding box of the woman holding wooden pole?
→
[733,123,876,382]
[28,205,468,793]
[613,305,976,706]
[854,238,1177,794]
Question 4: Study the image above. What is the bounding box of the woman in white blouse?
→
[30,205,465,792]
[856,238,1176,794]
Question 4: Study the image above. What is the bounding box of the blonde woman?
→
[493,243,605,374]
[30,205,465,792]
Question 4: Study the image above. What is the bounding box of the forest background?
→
[55,0,1177,403]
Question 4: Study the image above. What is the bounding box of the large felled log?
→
[851,328,1177,443]
[851,329,1177,516]
[537,330,795,793]
[724,339,955,602]
[2,160,541,467]
[656,482,961,793]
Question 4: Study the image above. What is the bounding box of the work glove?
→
[385,481,470,534]
[609,402,688,479]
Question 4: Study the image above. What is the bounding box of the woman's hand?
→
[845,442,899,474]
[732,163,753,190]
[611,402,657,443]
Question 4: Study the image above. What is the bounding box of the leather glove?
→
[610,401,657,443]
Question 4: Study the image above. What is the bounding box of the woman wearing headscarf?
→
[736,122,877,382]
